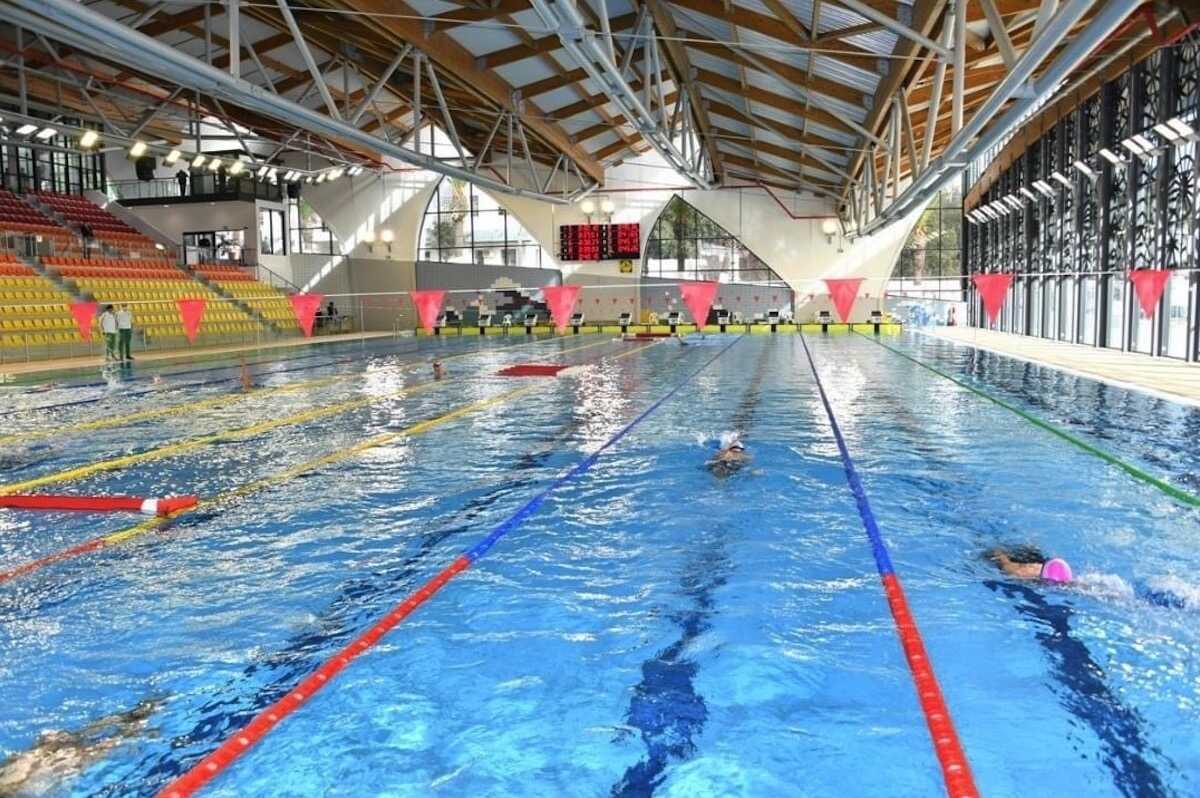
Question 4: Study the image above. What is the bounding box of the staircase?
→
[19,253,86,301]
[185,268,289,336]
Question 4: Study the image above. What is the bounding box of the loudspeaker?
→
[134,156,156,181]
[287,181,302,199]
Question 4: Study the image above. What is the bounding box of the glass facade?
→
[0,127,105,194]
[418,178,545,268]
[643,195,786,286]
[965,41,1200,360]
[891,187,964,300]
[289,198,338,256]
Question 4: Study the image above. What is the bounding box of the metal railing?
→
[107,176,285,204]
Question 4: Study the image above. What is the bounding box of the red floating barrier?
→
[0,494,198,516]
[497,364,570,377]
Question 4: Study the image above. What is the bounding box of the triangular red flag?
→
[176,298,207,343]
[543,284,581,332]
[289,293,324,337]
[408,290,445,334]
[69,301,98,342]
[971,273,1013,325]
[679,281,718,327]
[1128,269,1170,319]
[824,278,863,322]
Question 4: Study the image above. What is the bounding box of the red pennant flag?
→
[69,301,97,342]
[543,284,581,332]
[176,298,207,343]
[971,273,1014,325]
[679,281,718,327]
[408,290,445,333]
[824,278,864,322]
[289,293,324,337]
[1129,269,1170,318]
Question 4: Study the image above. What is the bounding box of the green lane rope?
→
[855,331,1200,509]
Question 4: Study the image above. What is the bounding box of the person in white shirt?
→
[98,305,118,361]
[116,304,134,361]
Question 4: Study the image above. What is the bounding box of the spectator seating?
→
[45,257,263,343]
[36,191,159,255]
[0,254,83,349]
[0,189,82,257]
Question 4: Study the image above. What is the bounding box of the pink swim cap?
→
[1041,558,1073,583]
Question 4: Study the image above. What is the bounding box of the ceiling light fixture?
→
[79,130,99,148]
[192,154,207,168]
[1050,171,1073,189]
[15,123,37,136]
[1098,147,1124,166]
[36,127,57,140]
[165,149,181,164]
[1072,159,1097,180]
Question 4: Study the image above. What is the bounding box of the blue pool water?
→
[1,331,1198,797]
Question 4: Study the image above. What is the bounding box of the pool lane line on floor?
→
[0,334,563,447]
[155,336,737,798]
[0,334,558,417]
[0,340,662,586]
[0,337,616,497]
[799,333,978,798]
[857,331,1200,510]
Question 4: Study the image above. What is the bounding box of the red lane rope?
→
[0,495,197,515]
[159,555,472,798]
[799,333,978,798]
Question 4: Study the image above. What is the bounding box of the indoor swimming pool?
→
[1,331,1198,797]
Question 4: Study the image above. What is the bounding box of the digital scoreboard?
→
[559,223,640,261]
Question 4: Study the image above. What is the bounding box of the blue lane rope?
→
[797,333,894,575]
[463,335,743,563]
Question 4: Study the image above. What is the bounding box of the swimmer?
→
[239,358,254,392]
[987,547,1073,583]
[151,375,165,389]
[432,360,445,380]
[987,546,1196,610]
[0,698,162,797]
[707,431,749,478]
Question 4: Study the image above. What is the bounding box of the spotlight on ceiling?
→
[228,160,245,175]
[165,149,182,164]
[192,154,207,168]
[15,123,37,136]
[79,130,99,148]
[1072,159,1097,180]
[36,127,57,141]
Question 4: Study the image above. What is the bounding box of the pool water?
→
[0,331,1198,797]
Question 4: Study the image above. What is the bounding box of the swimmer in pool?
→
[988,547,1073,583]
[432,360,445,380]
[987,546,1196,610]
[0,699,162,797]
[239,358,254,392]
[707,431,749,478]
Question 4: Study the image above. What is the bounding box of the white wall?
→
[123,200,258,249]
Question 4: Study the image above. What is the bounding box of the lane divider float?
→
[0,338,616,497]
[800,333,978,798]
[0,494,198,516]
[156,336,732,797]
[0,339,648,586]
[0,334,572,446]
[859,332,1200,509]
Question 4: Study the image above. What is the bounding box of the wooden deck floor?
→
[923,327,1200,406]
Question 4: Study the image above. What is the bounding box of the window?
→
[643,195,786,286]
[892,187,963,300]
[0,122,104,195]
[183,228,246,266]
[258,207,285,255]
[289,198,338,256]
[418,178,546,268]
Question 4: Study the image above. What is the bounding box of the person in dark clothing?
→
[79,223,93,259]
[175,169,188,197]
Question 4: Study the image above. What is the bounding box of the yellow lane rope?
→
[0,334,588,447]
[0,337,616,496]
[62,339,661,556]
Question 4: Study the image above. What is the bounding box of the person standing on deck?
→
[98,305,118,361]
[116,304,134,361]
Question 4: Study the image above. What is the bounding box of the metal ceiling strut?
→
[4,0,596,204]
[527,0,715,189]
[854,0,1136,236]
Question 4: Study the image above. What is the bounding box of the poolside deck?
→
[923,326,1200,406]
